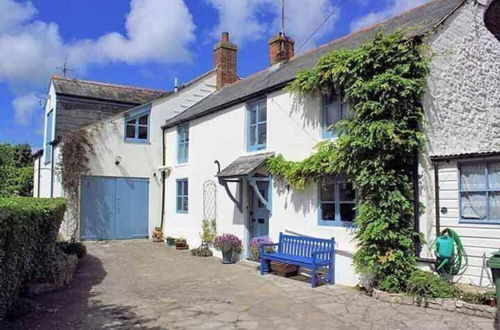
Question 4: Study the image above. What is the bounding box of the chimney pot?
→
[268,33,295,66]
[214,32,238,89]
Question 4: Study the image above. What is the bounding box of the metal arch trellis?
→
[203,180,217,221]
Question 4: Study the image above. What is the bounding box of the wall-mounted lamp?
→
[115,156,122,166]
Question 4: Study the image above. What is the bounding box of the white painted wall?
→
[419,0,500,286]
[59,72,217,240]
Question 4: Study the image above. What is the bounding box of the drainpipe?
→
[433,161,441,237]
[50,144,54,198]
[37,154,41,197]
[412,149,421,256]
[160,127,166,229]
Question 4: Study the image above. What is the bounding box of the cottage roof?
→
[164,0,465,129]
[217,152,275,178]
[52,76,170,105]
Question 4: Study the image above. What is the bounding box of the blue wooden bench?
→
[259,233,335,287]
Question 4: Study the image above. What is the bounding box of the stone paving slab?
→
[1,240,498,329]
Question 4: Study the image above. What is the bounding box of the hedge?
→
[0,197,67,319]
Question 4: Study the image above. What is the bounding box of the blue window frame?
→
[318,175,356,226]
[177,123,189,164]
[247,98,267,151]
[44,110,54,164]
[176,178,188,213]
[124,106,150,143]
[459,161,500,224]
[322,92,352,139]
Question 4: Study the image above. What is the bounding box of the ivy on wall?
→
[268,33,429,291]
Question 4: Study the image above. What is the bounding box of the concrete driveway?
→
[1,240,497,329]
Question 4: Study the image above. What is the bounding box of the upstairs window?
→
[460,161,500,223]
[319,175,356,226]
[247,98,267,151]
[322,92,352,139]
[125,108,150,143]
[176,178,189,213]
[44,110,54,164]
[177,123,189,164]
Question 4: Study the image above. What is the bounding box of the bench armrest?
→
[260,243,279,255]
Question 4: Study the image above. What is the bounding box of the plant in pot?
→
[213,233,242,264]
[249,236,274,261]
[175,238,188,250]
[165,236,176,246]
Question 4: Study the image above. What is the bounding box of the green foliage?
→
[200,219,217,244]
[56,241,87,259]
[405,270,457,299]
[0,144,33,197]
[0,197,67,318]
[191,247,213,257]
[269,32,429,290]
[458,290,496,305]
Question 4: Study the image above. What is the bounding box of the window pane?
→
[460,192,487,220]
[183,196,188,211]
[177,180,182,194]
[183,180,188,195]
[320,176,335,201]
[178,146,185,162]
[257,123,267,146]
[126,124,136,138]
[461,164,486,190]
[339,181,355,201]
[258,102,267,122]
[249,126,257,146]
[126,118,136,126]
[321,203,335,221]
[340,203,355,222]
[177,197,183,211]
[138,126,148,139]
[138,114,148,125]
[490,192,500,220]
[489,163,500,190]
[325,93,342,127]
[249,106,257,125]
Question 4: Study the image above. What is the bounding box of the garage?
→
[80,176,149,240]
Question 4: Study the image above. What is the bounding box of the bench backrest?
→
[278,233,334,260]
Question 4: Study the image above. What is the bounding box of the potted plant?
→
[165,236,176,246]
[175,238,188,250]
[213,233,242,264]
[249,236,274,261]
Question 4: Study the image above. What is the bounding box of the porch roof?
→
[217,152,274,178]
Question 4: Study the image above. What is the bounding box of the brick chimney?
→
[268,33,294,66]
[214,32,238,89]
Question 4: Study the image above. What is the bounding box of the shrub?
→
[56,241,87,259]
[191,247,213,257]
[200,219,217,245]
[0,197,67,319]
[213,234,242,254]
[405,269,457,299]
[249,236,273,261]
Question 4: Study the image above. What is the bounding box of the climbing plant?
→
[268,32,429,291]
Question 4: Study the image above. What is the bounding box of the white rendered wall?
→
[418,0,500,286]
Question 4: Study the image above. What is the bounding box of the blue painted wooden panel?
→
[80,176,149,240]
[115,178,149,239]
[80,177,116,240]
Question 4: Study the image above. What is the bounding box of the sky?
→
[0,0,429,149]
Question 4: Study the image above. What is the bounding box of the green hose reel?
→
[433,228,468,278]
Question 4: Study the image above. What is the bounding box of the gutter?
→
[433,160,440,237]
[37,155,41,197]
[49,137,61,198]
[160,127,166,229]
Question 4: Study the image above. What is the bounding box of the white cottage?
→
[161,0,500,286]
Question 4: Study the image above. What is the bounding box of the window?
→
[176,179,188,213]
[322,92,352,139]
[125,108,150,143]
[459,161,500,223]
[44,110,54,164]
[247,99,267,151]
[319,176,356,226]
[177,123,189,164]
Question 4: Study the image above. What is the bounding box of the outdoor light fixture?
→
[115,156,122,165]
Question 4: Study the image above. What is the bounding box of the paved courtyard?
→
[2,240,498,329]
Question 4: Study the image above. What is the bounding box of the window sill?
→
[318,220,356,228]
[175,162,189,168]
[459,219,500,225]
[124,139,151,145]
[176,210,188,214]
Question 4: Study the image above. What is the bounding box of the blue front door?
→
[250,180,270,239]
[80,176,149,240]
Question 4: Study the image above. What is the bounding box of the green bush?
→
[191,247,213,257]
[405,269,457,299]
[56,241,87,259]
[0,197,67,319]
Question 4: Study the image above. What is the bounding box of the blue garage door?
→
[80,176,149,240]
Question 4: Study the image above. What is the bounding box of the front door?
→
[250,180,270,239]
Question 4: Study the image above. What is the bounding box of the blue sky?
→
[0,0,427,149]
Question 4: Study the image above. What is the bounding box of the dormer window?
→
[124,106,150,143]
[322,92,352,139]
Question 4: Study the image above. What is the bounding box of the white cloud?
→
[0,0,196,125]
[206,0,337,51]
[12,92,39,126]
[351,0,430,32]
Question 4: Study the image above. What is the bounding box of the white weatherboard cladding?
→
[59,72,216,240]
[418,0,500,286]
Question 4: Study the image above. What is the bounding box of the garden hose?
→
[431,228,468,278]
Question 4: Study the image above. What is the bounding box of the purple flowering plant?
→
[249,236,274,261]
[213,233,242,254]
